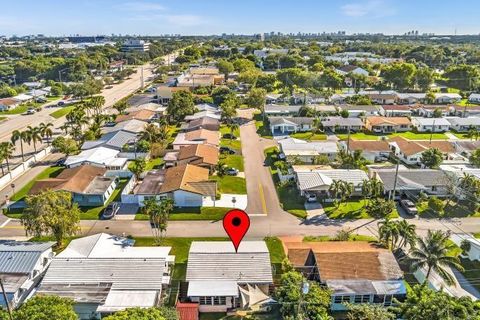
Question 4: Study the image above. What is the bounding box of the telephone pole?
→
[0,278,13,320]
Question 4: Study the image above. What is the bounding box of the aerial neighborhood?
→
[1,7,480,319]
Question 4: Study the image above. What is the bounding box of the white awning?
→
[187,281,238,297]
[96,290,158,312]
[239,284,270,308]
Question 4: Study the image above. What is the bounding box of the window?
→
[334,295,351,304]
[213,297,226,305]
[384,295,393,306]
[199,297,212,305]
[373,295,384,303]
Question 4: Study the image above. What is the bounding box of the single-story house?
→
[414,105,453,118]
[335,65,369,76]
[379,105,412,117]
[330,93,355,105]
[454,140,480,157]
[411,117,451,132]
[185,241,273,313]
[265,93,286,105]
[365,116,412,133]
[447,117,480,132]
[164,144,219,170]
[81,130,138,151]
[12,93,33,103]
[451,105,480,117]
[294,168,368,198]
[358,90,398,105]
[195,103,219,113]
[184,111,221,121]
[172,129,220,150]
[0,98,21,111]
[264,104,302,117]
[468,93,480,104]
[340,139,392,162]
[310,105,338,115]
[65,147,128,170]
[338,105,380,118]
[115,109,157,123]
[371,166,450,199]
[268,117,313,134]
[434,93,462,104]
[181,117,220,132]
[37,233,175,320]
[396,93,426,105]
[29,165,117,207]
[0,241,55,309]
[104,119,148,135]
[133,164,217,207]
[155,86,190,105]
[388,136,455,166]
[321,117,364,132]
[284,241,406,311]
[278,138,339,163]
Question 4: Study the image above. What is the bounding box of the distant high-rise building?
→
[120,39,150,52]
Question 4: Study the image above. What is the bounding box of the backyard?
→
[220,154,244,171]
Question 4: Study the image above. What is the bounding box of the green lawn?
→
[474,233,480,239]
[0,105,28,115]
[220,138,242,151]
[0,116,6,122]
[323,199,399,219]
[220,154,244,171]
[11,166,64,201]
[136,207,231,221]
[265,237,286,264]
[146,157,164,170]
[290,132,327,140]
[254,114,273,139]
[337,131,449,141]
[220,124,240,137]
[210,175,247,194]
[50,105,76,119]
[417,200,479,218]
[79,178,128,219]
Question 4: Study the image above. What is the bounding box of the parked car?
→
[222,133,236,139]
[103,202,120,219]
[26,108,36,115]
[278,153,286,160]
[220,146,235,154]
[400,199,418,216]
[104,121,117,127]
[35,97,47,103]
[374,155,389,163]
[226,168,239,176]
[305,193,317,203]
[57,101,65,107]
[55,158,66,166]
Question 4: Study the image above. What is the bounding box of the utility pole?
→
[0,278,13,320]
[390,157,400,201]
[140,66,145,89]
[429,119,436,144]
[346,126,351,152]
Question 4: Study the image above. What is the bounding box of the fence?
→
[120,175,138,203]
[0,146,52,191]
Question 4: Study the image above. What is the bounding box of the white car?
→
[306,193,317,203]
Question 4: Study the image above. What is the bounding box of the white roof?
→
[13,93,33,101]
[295,169,368,191]
[184,110,221,121]
[186,241,273,289]
[58,233,172,259]
[468,93,480,99]
[278,138,338,156]
[447,117,480,126]
[434,93,461,99]
[188,281,239,296]
[65,147,125,167]
[104,119,148,134]
[412,117,451,126]
[96,290,158,312]
[397,93,426,99]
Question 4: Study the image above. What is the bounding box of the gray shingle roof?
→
[321,117,364,127]
[82,130,137,150]
[374,169,449,191]
[296,169,368,190]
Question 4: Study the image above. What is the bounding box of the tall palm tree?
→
[410,230,464,286]
[466,127,479,141]
[25,126,42,153]
[0,142,15,173]
[38,122,54,145]
[329,180,344,208]
[11,130,29,162]
[378,218,399,250]
[396,220,417,250]
[89,96,106,116]
[228,122,239,141]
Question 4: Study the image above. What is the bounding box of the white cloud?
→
[341,0,396,18]
[119,1,165,11]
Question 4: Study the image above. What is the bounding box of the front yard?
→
[79,178,129,219]
[337,131,450,141]
[323,199,400,219]
[290,131,327,141]
[11,166,64,201]
[220,124,242,151]
[209,175,247,194]
[220,154,244,171]
[417,200,480,218]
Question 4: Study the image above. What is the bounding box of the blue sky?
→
[2,0,480,36]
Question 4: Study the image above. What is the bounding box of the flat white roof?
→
[96,290,158,312]
[188,280,239,297]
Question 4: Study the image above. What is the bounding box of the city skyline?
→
[1,0,480,37]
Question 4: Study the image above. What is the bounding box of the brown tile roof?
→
[29,165,107,195]
[185,117,220,131]
[159,164,215,195]
[347,139,391,152]
[115,109,156,123]
[389,136,454,156]
[367,116,412,126]
[185,129,220,147]
[287,248,312,267]
[0,98,19,106]
[177,145,219,166]
[284,241,402,281]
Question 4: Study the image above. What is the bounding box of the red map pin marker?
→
[223,209,250,253]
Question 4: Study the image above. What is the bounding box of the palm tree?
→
[11,130,29,161]
[88,96,106,116]
[410,230,464,286]
[0,142,15,173]
[228,122,239,141]
[25,126,42,153]
[312,117,323,133]
[396,220,417,250]
[329,180,344,208]
[38,122,54,145]
[466,127,479,141]
[378,218,399,250]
